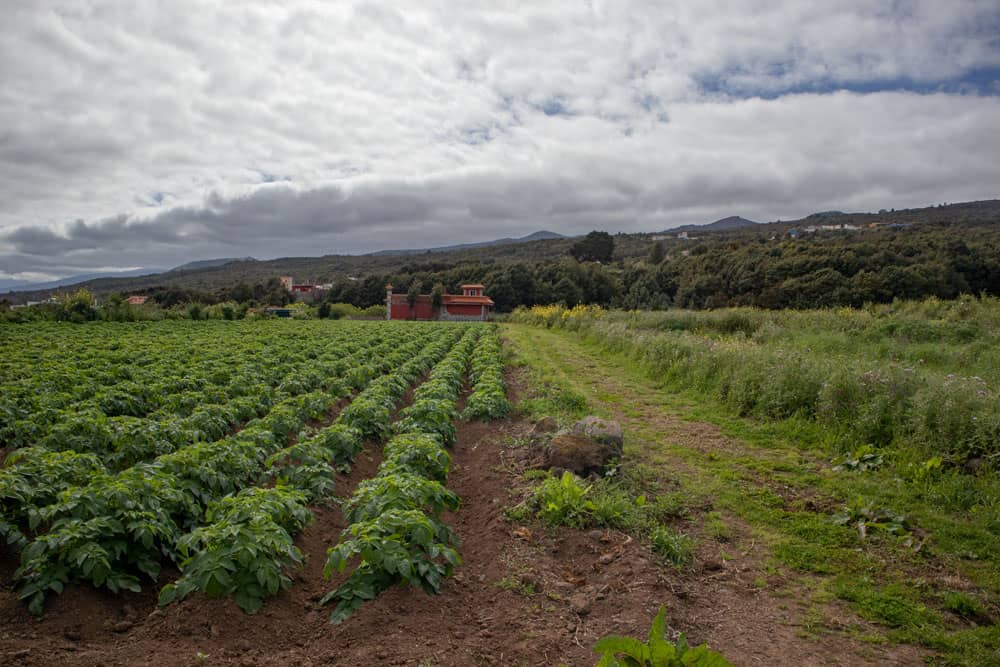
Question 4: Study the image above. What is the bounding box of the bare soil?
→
[0,368,927,666]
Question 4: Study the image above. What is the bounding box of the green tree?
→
[406,279,420,317]
[648,241,665,265]
[430,283,444,312]
[100,293,134,322]
[570,231,615,263]
[57,289,97,323]
[553,276,583,307]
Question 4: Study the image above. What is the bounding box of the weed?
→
[705,511,732,542]
[942,591,990,623]
[592,605,731,666]
[496,574,536,597]
[832,445,884,472]
[649,526,694,566]
[533,472,596,528]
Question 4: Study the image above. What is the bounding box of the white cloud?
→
[0,1,998,276]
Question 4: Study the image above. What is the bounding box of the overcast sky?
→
[2,1,1000,280]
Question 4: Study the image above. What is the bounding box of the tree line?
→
[4,220,999,319]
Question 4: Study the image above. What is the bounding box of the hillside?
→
[3,199,999,305]
[670,215,759,233]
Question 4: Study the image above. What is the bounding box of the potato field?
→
[0,321,508,629]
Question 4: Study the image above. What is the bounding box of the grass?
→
[502,316,1000,666]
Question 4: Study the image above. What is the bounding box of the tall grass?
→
[511,298,1000,467]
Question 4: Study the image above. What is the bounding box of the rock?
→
[111,620,133,633]
[64,630,81,641]
[570,417,624,454]
[569,593,592,616]
[586,530,604,541]
[545,417,623,476]
[531,416,559,435]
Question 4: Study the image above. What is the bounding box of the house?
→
[126,296,148,305]
[280,276,331,301]
[386,283,494,321]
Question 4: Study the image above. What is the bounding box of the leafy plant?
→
[593,605,731,666]
[832,445,884,472]
[159,486,312,613]
[832,498,911,540]
[343,473,459,524]
[321,509,460,624]
[533,472,597,528]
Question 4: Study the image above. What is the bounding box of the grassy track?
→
[503,323,999,666]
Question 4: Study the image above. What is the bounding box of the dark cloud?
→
[1,2,999,280]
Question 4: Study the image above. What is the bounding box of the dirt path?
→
[502,324,928,666]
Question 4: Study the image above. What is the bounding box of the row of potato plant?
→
[10,327,368,457]
[0,321,346,447]
[462,325,511,420]
[320,327,482,623]
[157,326,469,613]
[12,325,452,613]
[0,333,378,552]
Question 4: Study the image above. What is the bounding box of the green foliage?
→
[942,591,989,622]
[832,498,911,541]
[832,579,939,630]
[3,320,471,614]
[343,473,459,524]
[316,327,485,623]
[159,486,312,613]
[382,433,452,481]
[463,327,511,421]
[571,230,615,263]
[649,527,694,566]
[832,445,884,472]
[593,605,731,666]
[321,510,460,624]
[532,472,597,528]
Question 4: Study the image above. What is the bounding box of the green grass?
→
[502,319,1000,665]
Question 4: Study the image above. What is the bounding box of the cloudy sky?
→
[2,1,1000,281]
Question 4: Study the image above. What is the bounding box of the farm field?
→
[0,307,997,665]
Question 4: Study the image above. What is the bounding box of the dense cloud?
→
[2,2,999,279]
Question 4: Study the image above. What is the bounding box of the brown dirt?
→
[0,367,927,667]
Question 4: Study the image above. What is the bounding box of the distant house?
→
[386,283,494,321]
[126,296,148,306]
[280,276,330,301]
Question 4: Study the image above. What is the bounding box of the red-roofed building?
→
[126,296,148,306]
[386,283,494,321]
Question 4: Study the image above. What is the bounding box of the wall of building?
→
[389,297,435,320]
[440,304,487,321]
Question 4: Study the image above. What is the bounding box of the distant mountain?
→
[669,216,760,234]
[0,278,36,291]
[171,257,257,272]
[0,268,165,295]
[368,230,566,256]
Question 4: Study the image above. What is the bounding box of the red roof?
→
[442,295,494,306]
